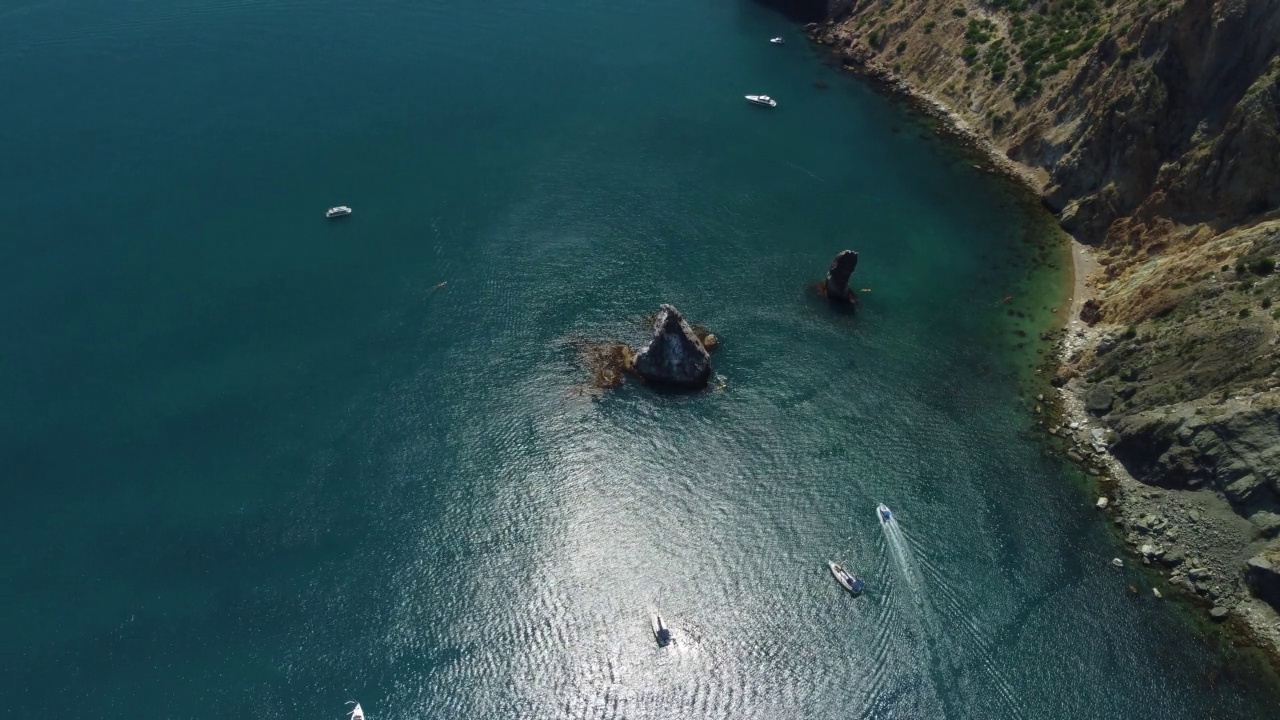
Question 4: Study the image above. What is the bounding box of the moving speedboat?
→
[326,206,353,218]
[828,561,865,595]
[877,504,893,524]
[651,612,674,647]
[745,95,777,108]
[347,701,365,720]
[770,37,785,44]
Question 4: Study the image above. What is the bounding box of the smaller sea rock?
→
[822,250,860,303]
[1112,558,1124,568]
[1209,606,1229,622]
[1096,497,1109,510]
[1160,550,1185,567]
[1188,567,1211,581]
[1153,587,1162,599]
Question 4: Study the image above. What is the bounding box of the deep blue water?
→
[2,0,1276,718]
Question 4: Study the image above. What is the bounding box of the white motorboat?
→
[326,206,353,219]
[651,612,674,647]
[877,503,893,524]
[347,701,365,720]
[770,37,785,44]
[828,561,865,595]
[745,94,777,108]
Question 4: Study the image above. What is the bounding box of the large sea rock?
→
[632,304,712,389]
[823,250,859,302]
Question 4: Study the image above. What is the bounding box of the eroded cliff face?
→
[793,0,1280,618]
[806,0,1279,247]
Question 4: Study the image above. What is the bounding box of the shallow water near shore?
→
[1,0,1277,717]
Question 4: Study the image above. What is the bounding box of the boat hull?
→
[877,504,893,525]
[828,562,864,595]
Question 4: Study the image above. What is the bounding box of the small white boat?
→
[828,561,865,595]
[877,503,893,525]
[651,612,674,647]
[745,94,777,108]
[326,206,353,219]
[770,37,785,44]
[347,701,365,720]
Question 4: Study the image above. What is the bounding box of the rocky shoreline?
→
[798,2,1280,670]
[1052,244,1280,666]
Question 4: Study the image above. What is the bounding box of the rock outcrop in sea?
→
[821,250,859,303]
[632,304,713,389]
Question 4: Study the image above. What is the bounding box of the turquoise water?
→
[2,0,1275,717]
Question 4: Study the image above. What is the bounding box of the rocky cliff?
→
[785,0,1280,638]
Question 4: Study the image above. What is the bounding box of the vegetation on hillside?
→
[946,0,1168,100]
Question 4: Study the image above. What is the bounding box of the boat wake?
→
[877,509,1028,720]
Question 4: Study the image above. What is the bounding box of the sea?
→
[2,0,1277,717]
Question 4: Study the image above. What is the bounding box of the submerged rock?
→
[822,250,860,302]
[632,304,712,389]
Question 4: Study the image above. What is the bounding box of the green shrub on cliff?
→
[985,41,1011,81]
[991,0,1107,96]
[966,19,996,44]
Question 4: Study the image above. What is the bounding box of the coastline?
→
[1056,238,1280,670]
[803,25,1280,673]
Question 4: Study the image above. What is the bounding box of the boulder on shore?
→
[1084,386,1114,415]
[1246,554,1280,608]
[632,304,712,389]
[822,250,859,302]
[1080,298,1103,325]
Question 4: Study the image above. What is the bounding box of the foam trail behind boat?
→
[880,513,923,605]
[879,511,1028,720]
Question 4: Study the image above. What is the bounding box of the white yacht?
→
[347,701,365,720]
[770,37,785,44]
[828,561,865,595]
[877,504,893,525]
[326,206,353,218]
[745,95,777,108]
[651,612,674,647]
